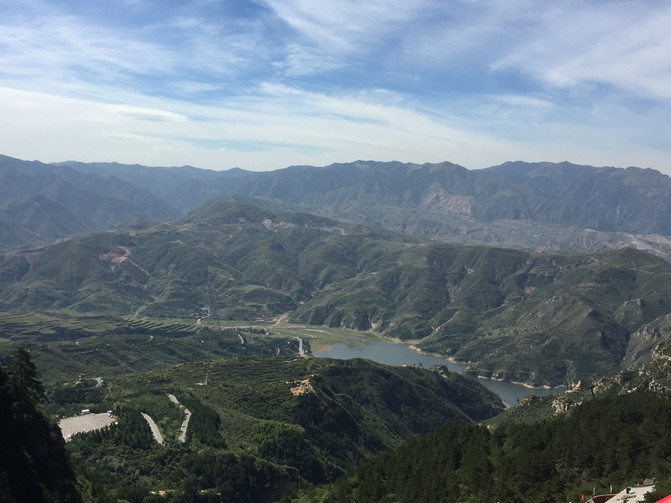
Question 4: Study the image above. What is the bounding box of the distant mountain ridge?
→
[0,154,179,247]
[3,155,671,258]
[482,161,671,234]
[61,157,671,235]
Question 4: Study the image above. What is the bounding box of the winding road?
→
[141,412,164,445]
[167,393,192,443]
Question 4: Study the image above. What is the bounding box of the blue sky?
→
[1,0,670,173]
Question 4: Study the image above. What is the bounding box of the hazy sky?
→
[1,0,670,173]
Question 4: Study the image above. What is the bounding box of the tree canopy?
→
[0,347,80,502]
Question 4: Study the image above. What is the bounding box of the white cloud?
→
[261,0,422,46]
[259,0,433,75]
[0,15,177,102]
[1,0,671,176]
[1,83,670,176]
[0,1,276,98]
[172,81,221,94]
[491,2,671,100]
[488,95,552,109]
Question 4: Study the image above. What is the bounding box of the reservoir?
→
[315,340,561,405]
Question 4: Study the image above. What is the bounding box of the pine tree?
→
[0,347,82,502]
[5,346,45,406]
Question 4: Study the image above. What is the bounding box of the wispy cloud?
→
[0,80,663,175]
[491,2,671,100]
[0,0,670,173]
[259,0,436,76]
[1,16,174,78]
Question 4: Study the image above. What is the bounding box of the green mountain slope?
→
[54,356,502,501]
[417,246,671,384]
[283,334,671,503]
[2,201,671,386]
[487,336,671,428]
[1,312,504,502]
[288,391,671,503]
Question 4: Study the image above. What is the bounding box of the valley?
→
[0,305,555,404]
[3,156,671,502]
[1,319,504,501]
[4,305,671,502]
[314,338,561,404]
[3,199,671,387]
[4,0,671,497]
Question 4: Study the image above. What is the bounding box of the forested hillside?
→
[0,348,81,502]
[45,354,502,501]
[0,306,508,502]
[290,392,671,503]
[2,201,671,386]
[487,338,671,428]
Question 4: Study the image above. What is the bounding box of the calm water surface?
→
[315,340,561,405]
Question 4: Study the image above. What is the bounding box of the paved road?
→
[59,413,115,441]
[141,412,164,445]
[167,393,191,443]
[179,408,192,443]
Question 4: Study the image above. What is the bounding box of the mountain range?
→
[4,153,671,501]
[3,155,671,260]
[0,155,178,248]
[4,152,671,386]
[3,200,671,387]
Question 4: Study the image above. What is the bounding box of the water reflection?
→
[314,341,561,405]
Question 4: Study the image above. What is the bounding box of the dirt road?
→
[294,336,305,356]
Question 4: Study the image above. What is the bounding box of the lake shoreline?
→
[407,343,560,391]
[315,338,562,404]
